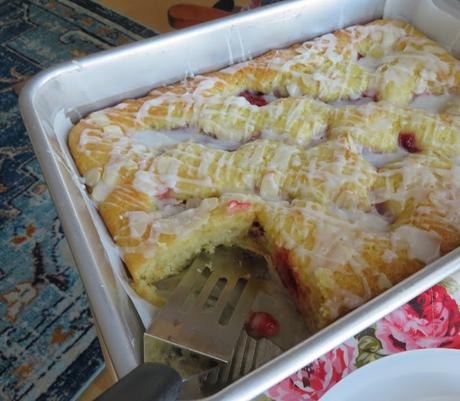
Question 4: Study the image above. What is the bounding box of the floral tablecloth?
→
[5,1,459,400]
[264,274,460,400]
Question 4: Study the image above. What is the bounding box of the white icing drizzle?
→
[133,127,240,151]
[371,154,460,205]
[362,147,408,168]
[328,97,374,108]
[357,55,382,71]
[391,225,441,264]
[382,249,398,263]
[92,180,116,202]
[125,198,221,257]
[410,93,459,113]
[262,93,279,103]
[259,173,280,200]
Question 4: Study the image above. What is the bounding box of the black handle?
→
[95,363,182,401]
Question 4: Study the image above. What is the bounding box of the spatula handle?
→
[95,363,182,401]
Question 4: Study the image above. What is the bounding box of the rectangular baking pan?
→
[19,0,460,400]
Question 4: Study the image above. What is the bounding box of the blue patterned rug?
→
[0,1,155,400]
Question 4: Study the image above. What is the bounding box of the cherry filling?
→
[362,89,379,102]
[227,199,252,210]
[246,311,280,339]
[239,90,267,107]
[274,247,299,297]
[375,202,387,216]
[249,221,265,237]
[157,187,172,200]
[374,201,395,223]
[250,131,262,140]
[398,131,420,153]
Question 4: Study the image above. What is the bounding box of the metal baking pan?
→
[19,0,460,399]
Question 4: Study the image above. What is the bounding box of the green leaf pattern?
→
[440,277,460,295]
[355,335,384,368]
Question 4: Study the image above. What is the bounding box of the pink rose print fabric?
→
[265,275,460,401]
[267,340,357,401]
[376,285,460,352]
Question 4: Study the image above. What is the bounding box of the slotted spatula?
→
[145,247,266,364]
[95,247,302,401]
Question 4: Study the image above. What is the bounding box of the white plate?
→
[321,349,460,401]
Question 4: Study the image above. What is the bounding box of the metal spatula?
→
[96,248,306,401]
[145,247,267,364]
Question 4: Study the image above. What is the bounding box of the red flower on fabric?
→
[266,340,356,401]
[375,285,460,353]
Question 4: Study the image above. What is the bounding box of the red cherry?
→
[246,311,280,339]
[374,202,395,223]
[157,188,172,199]
[227,200,252,210]
[398,131,420,153]
[362,89,379,102]
[375,202,387,216]
[239,90,267,107]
